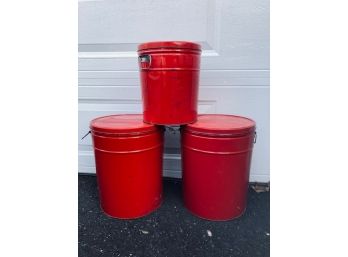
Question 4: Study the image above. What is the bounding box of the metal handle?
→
[138,54,151,69]
[81,130,91,140]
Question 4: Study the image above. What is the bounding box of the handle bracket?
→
[138,55,151,69]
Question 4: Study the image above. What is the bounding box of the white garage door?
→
[78,0,270,182]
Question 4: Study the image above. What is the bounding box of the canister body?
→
[181,128,255,221]
[91,128,164,219]
[138,42,201,125]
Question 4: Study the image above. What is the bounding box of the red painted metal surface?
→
[181,114,256,221]
[90,114,164,219]
[138,41,201,125]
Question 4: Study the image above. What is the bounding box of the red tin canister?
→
[138,41,201,125]
[90,114,164,219]
[181,114,256,221]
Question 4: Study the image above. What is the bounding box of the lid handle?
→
[138,54,151,70]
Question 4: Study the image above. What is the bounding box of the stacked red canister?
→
[90,115,164,219]
[89,41,256,221]
[138,41,201,125]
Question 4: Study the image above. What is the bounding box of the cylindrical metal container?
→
[90,114,164,219]
[138,41,201,125]
[181,114,256,221]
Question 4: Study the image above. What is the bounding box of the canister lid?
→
[185,114,256,136]
[90,114,158,135]
[138,41,201,51]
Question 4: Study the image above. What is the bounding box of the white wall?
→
[78,0,270,182]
